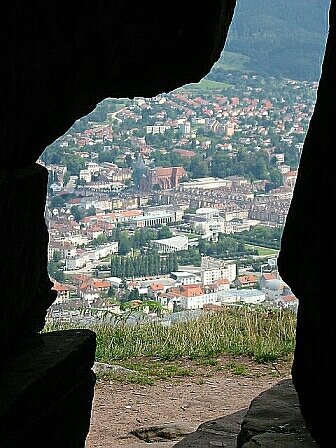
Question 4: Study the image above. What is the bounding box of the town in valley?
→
[41,70,317,324]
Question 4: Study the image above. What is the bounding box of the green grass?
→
[245,244,279,256]
[45,307,296,383]
[214,51,252,72]
[98,360,193,385]
[46,307,295,364]
[225,362,249,376]
[185,78,232,91]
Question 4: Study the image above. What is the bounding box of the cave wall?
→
[1,0,236,169]
[0,0,236,353]
[277,0,336,446]
[1,0,336,446]
[0,1,236,446]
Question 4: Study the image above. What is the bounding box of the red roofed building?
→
[173,149,196,158]
[259,272,278,289]
[235,274,258,289]
[78,278,111,302]
[52,280,74,302]
[282,170,298,187]
[214,278,231,291]
[140,166,186,191]
[148,282,165,298]
[162,284,219,310]
[277,294,298,310]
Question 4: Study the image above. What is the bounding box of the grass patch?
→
[245,244,279,256]
[96,360,193,385]
[225,362,249,376]
[186,78,232,91]
[46,307,296,368]
[213,51,252,72]
[95,308,295,363]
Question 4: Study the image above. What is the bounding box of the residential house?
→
[235,274,259,289]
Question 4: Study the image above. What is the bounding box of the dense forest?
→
[210,0,330,81]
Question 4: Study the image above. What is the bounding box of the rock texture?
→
[174,409,247,448]
[93,362,135,375]
[130,422,197,443]
[277,0,336,445]
[237,380,316,447]
[0,164,56,358]
[176,380,316,448]
[0,330,96,448]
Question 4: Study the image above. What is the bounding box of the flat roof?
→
[171,271,197,277]
[131,212,173,221]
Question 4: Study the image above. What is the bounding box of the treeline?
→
[198,235,258,259]
[234,225,283,249]
[153,147,283,186]
[221,0,328,81]
[177,248,202,266]
[110,253,178,279]
[110,226,173,256]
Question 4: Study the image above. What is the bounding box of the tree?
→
[53,269,65,283]
[64,153,85,176]
[86,205,97,216]
[189,156,209,178]
[70,205,85,223]
[52,251,62,262]
[118,233,132,256]
[127,288,140,301]
[50,195,66,208]
[157,226,173,239]
[107,286,117,297]
[141,300,164,315]
[63,171,71,186]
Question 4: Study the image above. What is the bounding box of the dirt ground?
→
[85,358,291,447]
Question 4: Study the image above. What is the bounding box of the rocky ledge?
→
[175,379,316,447]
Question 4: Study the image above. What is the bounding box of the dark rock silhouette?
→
[0,1,236,446]
[1,0,336,445]
[278,1,336,446]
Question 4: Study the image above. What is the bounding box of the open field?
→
[245,244,279,257]
[184,78,232,91]
[213,51,252,72]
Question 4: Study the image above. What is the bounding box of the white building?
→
[179,290,218,310]
[48,241,77,260]
[146,125,171,135]
[130,210,182,228]
[218,289,266,305]
[200,257,237,284]
[86,161,100,173]
[225,122,235,137]
[65,242,118,270]
[66,253,90,270]
[170,271,198,286]
[151,236,189,253]
[79,169,92,183]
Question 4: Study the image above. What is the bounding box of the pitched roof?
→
[79,278,110,291]
[262,273,277,281]
[216,278,230,285]
[237,274,258,284]
[280,294,297,303]
[149,283,164,291]
[52,281,72,292]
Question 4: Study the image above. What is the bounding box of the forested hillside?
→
[210,0,330,81]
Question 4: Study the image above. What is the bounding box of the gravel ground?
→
[85,359,291,447]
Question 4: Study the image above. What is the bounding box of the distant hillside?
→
[210,0,330,81]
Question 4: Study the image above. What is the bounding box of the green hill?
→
[209,0,330,81]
